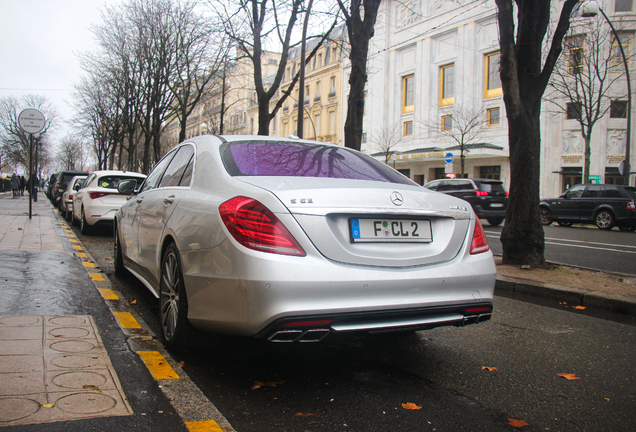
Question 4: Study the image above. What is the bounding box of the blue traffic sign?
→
[444,152,454,164]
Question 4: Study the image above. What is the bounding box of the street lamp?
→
[581,1,632,186]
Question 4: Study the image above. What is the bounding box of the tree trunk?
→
[500,106,545,266]
[342,0,381,151]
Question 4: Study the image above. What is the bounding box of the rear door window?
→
[141,151,177,193]
[159,145,195,188]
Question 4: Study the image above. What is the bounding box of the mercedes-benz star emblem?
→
[390,191,404,206]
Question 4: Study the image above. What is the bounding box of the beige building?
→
[162,51,281,149]
[275,27,347,144]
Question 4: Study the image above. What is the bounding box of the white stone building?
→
[361,0,635,196]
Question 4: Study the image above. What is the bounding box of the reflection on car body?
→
[114,135,496,352]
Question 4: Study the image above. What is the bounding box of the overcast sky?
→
[0,0,114,142]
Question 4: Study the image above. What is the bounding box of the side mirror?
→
[117,179,138,195]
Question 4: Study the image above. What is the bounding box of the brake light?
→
[219,196,306,256]
[628,201,635,210]
[470,218,490,254]
[505,192,509,196]
[476,190,489,196]
[89,192,110,199]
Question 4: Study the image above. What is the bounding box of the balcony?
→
[328,88,336,98]
[314,92,321,102]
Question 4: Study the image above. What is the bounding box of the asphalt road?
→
[483,223,636,275]
[73,221,636,432]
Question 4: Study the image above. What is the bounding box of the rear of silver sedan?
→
[178,140,496,342]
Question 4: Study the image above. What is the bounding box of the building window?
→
[567,36,585,75]
[484,52,502,98]
[611,34,630,72]
[314,114,320,137]
[480,166,501,180]
[566,102,582,120]
[487,107,500,126]
[402,74,414,113]
[329,111,335,135]
[605,167,625,185]
[610,100,628,118]
[442,115,453,131]
[404,121,413,136]
[440,64,455,106]
[362,132,367,143]
[616,0,633,12]
[283,121,288,136]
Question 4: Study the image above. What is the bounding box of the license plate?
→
[350,218,432,243]
[490,203,504,208]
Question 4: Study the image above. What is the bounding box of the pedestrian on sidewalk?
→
[19,175,26,196]
[11,173,19,198]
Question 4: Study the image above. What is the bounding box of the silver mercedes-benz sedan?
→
[114,135,496,352]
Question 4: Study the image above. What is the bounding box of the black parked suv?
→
[424,178,508,226]
[540,184,636,231]
[51,170,87,210]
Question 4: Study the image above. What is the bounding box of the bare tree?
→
[337,0,382,151]
[547,17,630,184]
[213,0,339,135]
[372,123,403,163]
[495,0,579,267]
[421,106,487,178]
[56,136,89,171]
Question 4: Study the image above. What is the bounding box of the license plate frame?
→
[350,218,432,243]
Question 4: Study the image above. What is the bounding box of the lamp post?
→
[581,1,632,185]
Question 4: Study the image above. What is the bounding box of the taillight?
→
[470,218,490,254]
[219,196,306,256]
[68,195,74,200]
[475,190,489,196]
[505,192,509,196]
[89,192,109,199]
[628,201,635,210]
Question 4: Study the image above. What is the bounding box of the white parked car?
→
[60,175,88,221]
[73,170,147,234]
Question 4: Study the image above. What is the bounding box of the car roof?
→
[88,170,146,177]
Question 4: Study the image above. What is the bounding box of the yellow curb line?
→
[137,351,180,379]
[185,420,224,432]
[77,252,87,258]
[89,272,105,281]
[98,288,119,300]
[113,311,142,329]
[72,245,82,250]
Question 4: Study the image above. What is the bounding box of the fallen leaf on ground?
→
[177,361,185,368]
[557,373,580,380]
[129,299,137,305]
[42,404,54,408]
[559,302,567,305]
[105,257,112,260]
[402,403,422,410]
[295,412,317,417]
[574,306,586,310]
[83,384,102,392]
[251,380,285,390]
[482,366,497,371]
[604,398,610,401]
[508,418,529,427]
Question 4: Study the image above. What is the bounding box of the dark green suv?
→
[540,184,636,231]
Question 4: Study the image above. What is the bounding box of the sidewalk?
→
[0,193,233,431]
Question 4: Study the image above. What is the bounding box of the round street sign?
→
[444,152,454,164]
[18,109,45,134]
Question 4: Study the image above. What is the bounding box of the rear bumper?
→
[256,303,493,342]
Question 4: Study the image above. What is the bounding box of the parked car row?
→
[47,169,147,234]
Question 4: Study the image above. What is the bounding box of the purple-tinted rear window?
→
[222,141,413,184]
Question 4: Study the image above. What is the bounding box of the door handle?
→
[164,196,175,205]
[136,198,143,204]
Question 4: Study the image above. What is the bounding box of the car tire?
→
[619,225,636,232]
[113,223,128,278]
[595,210,615,230]
[539,208,552,225]
[160,243,216,353]
[487,218,503,226]
[80,207,93,235]
[557,221,573,227]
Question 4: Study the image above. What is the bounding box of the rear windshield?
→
[97,176,144,189]
[221,141,414,185]
[477,182,505,193]
[61,173,84,184]
[625,187,636,199]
